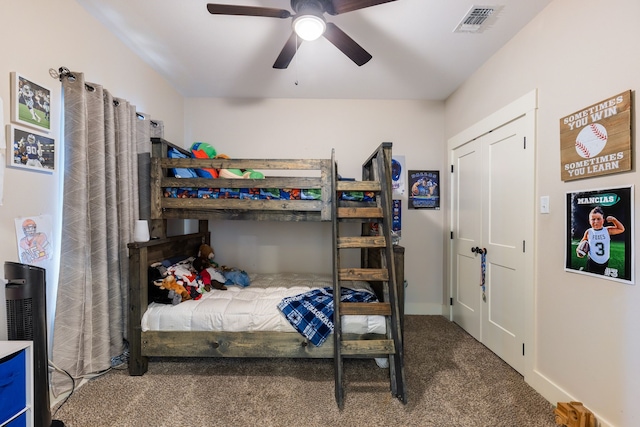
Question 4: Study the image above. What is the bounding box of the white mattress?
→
[141,272,386,335]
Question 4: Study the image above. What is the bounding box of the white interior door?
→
[481,117,532,374]
[451,114,534,375]
[451,139,482,341]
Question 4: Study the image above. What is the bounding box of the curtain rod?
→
[51,66,157,125]
[51,66,95,91]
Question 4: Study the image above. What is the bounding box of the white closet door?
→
[451,114,533,375]
[451,138,482,341]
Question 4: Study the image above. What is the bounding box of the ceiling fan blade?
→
[207,4,291,19]
[273,32,303,69]
[328,0,397,15]
[323,22,372,66]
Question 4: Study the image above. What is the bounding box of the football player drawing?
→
[576,206,625,275]
[19,219,51,264]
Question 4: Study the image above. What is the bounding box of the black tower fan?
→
[5,261,63,427]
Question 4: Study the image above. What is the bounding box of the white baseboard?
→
[526,369,615,427]
[404,302,443,315]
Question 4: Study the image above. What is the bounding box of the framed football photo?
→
[7,124,55,173]
[565,186,633,284]
[10,72,51,131]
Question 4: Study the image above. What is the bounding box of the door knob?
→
[471,247,487,254]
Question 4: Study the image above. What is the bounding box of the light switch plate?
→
[540,196,550,214]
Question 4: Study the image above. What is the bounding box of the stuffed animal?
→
[192,257,227,290]
[166,257,199,287]
[218,166,265,180]
[154,275,191,305]
[198,244,215,263]
[189,142,264,179]
[221,266,251,287]
[190,142,219,178]
[213,152,264,179]
[201,267,228,290]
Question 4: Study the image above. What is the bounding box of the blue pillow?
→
[168,148,198,178]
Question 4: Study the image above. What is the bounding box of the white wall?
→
[184,98,445,315]
[445,0,640,425]
[0,0,185,341]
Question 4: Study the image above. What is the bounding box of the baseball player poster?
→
[408,170,439,209]
[565,186,633,284]
[560,90,631,181]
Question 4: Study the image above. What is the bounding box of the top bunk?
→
[150,138,334,223]
[148,138,393,224]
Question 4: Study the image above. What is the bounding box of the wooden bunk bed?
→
[128,139,406,406]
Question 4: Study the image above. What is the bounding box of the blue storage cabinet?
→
[5,412,27,427]
[0,342,33,427]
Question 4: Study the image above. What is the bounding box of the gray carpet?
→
[53,316,556,426]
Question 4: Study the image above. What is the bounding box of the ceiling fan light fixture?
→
[293,14,326,41]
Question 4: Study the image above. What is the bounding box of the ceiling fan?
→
[206,0,397,69]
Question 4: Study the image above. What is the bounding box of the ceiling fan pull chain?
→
[294,33,299,86]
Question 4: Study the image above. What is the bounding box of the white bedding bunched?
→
[142,272,386,336]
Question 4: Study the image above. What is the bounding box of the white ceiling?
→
[75,0,552,100]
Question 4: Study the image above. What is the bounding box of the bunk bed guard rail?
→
[150,142,334,223]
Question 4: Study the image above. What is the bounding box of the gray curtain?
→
[51,72,140,394]
[135,112,161,220]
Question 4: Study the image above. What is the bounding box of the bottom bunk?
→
[127,232,397,376]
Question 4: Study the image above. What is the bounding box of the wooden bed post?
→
[150,138,170,239]
[149,156,165,239]
[128,242,149,375]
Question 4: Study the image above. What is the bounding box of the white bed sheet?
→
[141,272,386,335]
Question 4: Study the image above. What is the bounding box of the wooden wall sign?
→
[560,90,632,181]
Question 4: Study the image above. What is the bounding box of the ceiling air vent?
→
[454,6,499,33]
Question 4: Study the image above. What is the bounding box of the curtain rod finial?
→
[49,68,60,80]
[51,66,76,82]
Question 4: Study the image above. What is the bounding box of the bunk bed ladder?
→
[332,143,407,408]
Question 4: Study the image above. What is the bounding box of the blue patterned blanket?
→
[277,287,378,346]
